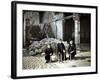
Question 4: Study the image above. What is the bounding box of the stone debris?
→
[25,38,68,56]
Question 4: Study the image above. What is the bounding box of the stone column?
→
[73,13,80,50]
[23,13,26,47]
[55,13,64,40]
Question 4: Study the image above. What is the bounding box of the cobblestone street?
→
[23,51,91,69]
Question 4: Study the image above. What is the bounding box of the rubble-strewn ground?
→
[23,38,90,69]
[23,51,91,69]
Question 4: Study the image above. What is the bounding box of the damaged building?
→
[22,10,91,69]
[23,11,90,51]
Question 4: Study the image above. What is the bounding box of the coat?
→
[45,47,53,61]
[57,43,65,53]
[68,43,76,56]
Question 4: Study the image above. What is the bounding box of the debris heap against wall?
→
[24,38,68,56]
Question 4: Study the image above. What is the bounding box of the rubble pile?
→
[26,38,69,55]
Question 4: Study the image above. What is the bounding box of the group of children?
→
[45,40,76,63]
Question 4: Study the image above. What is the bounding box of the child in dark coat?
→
[68,40,76,60]
[45,45,53,63]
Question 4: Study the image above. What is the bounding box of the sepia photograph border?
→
[11,1,98,79]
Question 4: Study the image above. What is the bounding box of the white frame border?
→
[16,3,97,77]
